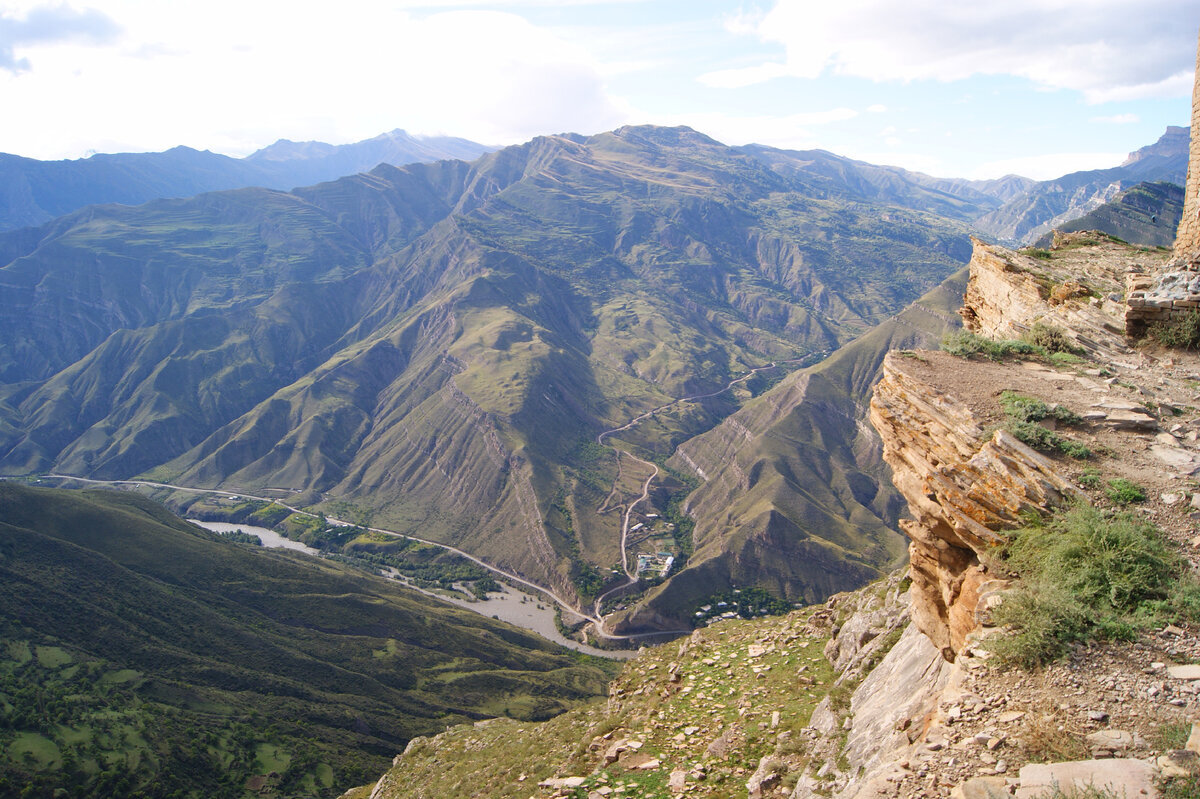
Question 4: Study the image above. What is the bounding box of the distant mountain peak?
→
[371,128,414,140]
[246,137,339,162]
[0,130,494,231]
[608,124,722,148]
[1121,125,1189,167]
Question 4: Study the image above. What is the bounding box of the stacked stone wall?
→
[1173,27,1200,266]
[1125,272,1200,336]
[1128,27,1200,336]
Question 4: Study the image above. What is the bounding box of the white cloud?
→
[1089,113,1141,124]
[866,104,887,113]
[698,61,790,88]
[0,3,120,72]
[729,0,1196,102]
[0,2,629,158]
[722,8,765,36]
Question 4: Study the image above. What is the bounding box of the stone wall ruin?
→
[1125,27,1200,336]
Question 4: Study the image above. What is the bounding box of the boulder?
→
[1015,759,1157,799]
[950,777,1011,799]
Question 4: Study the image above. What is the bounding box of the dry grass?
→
[1014,696,1089,764]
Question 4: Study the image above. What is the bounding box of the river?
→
[189,520,636,659]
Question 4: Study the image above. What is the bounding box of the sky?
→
[0,0,1196,180]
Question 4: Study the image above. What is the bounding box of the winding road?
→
[44,473,676,644]
[43,355,806,647]
[588,359,787,626]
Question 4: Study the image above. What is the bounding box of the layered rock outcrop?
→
[873,235,1159,660]
[868,353,1083,660]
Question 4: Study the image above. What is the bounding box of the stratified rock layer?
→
[869,353,1083,660]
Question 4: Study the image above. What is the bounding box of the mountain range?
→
[0,124,986,626]
[1032,179,1183,249]
[0,121,1191,635]
[972,126,1189,243]
[0,129,493,232]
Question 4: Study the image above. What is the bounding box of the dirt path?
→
[588,360,788,632]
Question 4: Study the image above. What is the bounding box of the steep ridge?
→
[869,353,1084,659]
[348,234,1200,799]
[0,125,976,613]
[738,146,1017,222]
[605,270,968,634]
[972,126,1188,244]
[1032,180,1184,249]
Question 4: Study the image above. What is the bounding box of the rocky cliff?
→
[847,233,1200,797]
[344,233,1200,799]
[869,354,1082,660]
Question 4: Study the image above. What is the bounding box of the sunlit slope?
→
[603,270,969,633]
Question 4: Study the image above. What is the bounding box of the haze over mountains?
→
[0,129,493,232]
[0,125,980,622]
[1,112,1194,798]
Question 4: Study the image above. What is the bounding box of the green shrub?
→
[942,331,1042,361]
[1007,420,1091,459]
[999,392,1088,458]
[1001,392,1050,423]
[991,507,1198,668]
[999,391,1081,425]
[1076,467,1102,489]
[1022,322,1083,355]
[1048,351,1084,367]
[1147,312,1200,349]
[1056,438,1094,460]
[1104,479,1146,505]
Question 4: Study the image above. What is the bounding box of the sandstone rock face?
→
[1015,759,1158,799]
[869,353,1084,660]
[958,237,1054,341]
[959,235,1159,358]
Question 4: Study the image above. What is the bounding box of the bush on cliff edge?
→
[990,505,1200,668]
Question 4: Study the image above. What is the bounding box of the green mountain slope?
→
[972,126,1188,244]
[604,270,969,633]
[0,125,977,616]
[0,482,612,798]
[1032,180,1183,249]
